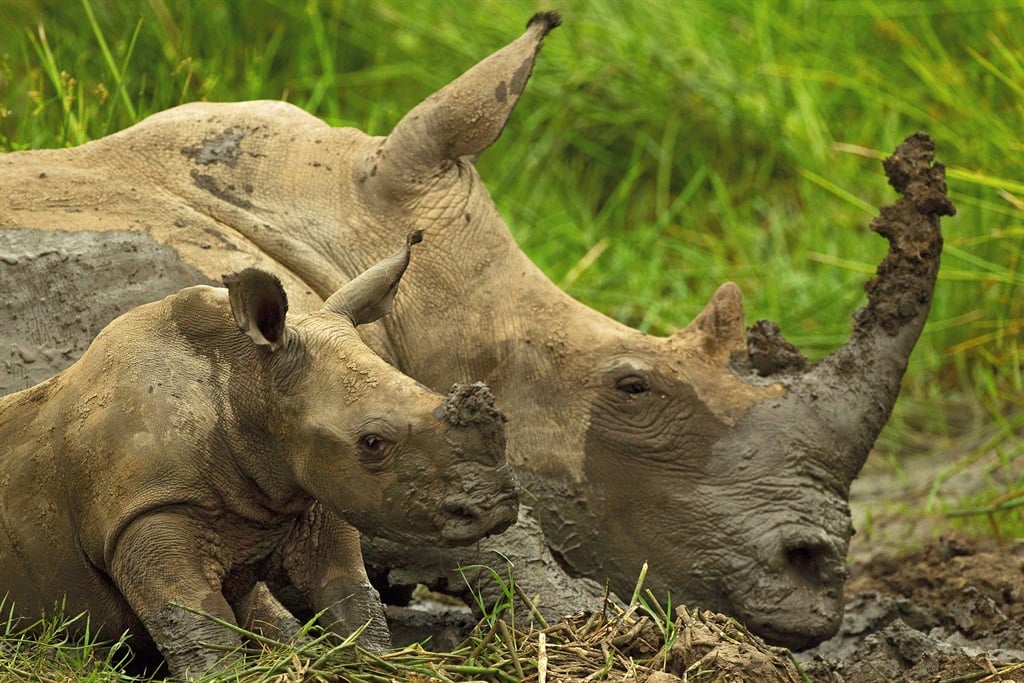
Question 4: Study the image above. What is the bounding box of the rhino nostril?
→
[786,545,828,586]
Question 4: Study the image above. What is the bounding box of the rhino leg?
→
[280,504,391,650]
[110,513,244,678]
[232,582,302,643]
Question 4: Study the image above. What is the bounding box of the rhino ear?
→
[222,269,289,351]
[323,231,422,326]
[673,282,748,362]
[370,12,560,196]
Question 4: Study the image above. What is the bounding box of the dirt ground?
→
[794,436,1024,683]
[799,534,1024,682]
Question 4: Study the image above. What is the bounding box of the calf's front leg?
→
[109,512,244,679]
[282,503,391,650]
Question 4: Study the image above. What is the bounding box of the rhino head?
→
[221,232,517,548]
[350,16,955,648]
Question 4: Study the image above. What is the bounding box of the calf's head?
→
[215,232,517,546]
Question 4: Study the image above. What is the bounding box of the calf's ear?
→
[323,231,422,326]
[222,269,289,350]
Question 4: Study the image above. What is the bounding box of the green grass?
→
[0,565,813,682]
[0,0,1022,638]
[0,598,141,681]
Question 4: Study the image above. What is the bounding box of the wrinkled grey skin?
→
[0,13,954,650]
[0,235,517,678]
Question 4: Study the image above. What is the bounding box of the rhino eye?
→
[616,375,649,396]
[359,434,391,459]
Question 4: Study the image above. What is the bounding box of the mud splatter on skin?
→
[441,382,507,429]
[189,170,255,209]
[180,128,245,166]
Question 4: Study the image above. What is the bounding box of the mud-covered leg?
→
[109,513,243,679]
[283,503,390,649]
[233,582,303,642]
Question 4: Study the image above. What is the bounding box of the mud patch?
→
[180,127,245,166]
[188,169,255,209]
[802,535,1024,682]
[746,319,808,376]
[0,229,213,396]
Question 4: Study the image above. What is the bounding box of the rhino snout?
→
[436,473,519,545]
[731,530,848,650]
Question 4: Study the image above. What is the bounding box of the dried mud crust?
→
[802,535,1024,682]
[857,132,955,337]
[0,229,213,396]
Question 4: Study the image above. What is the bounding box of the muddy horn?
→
[439,382,508,467]
[748,133,955,489]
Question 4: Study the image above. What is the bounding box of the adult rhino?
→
[0,12,954,649]
[0,234,518,678]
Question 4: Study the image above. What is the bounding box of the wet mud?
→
[801,535,1024,682]
[0,228,212,395]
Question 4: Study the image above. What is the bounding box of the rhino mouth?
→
[436,494,519,546]
[743,609,843,651]
[733,567,846,649]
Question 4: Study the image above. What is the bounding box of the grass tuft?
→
[0,598,142,682]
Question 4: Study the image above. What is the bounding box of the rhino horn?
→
[440,382,509,467]
[370,12,561,196]
[752,133,955,488]
[323,231,423,325]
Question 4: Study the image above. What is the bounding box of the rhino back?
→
[0,109,339,397]
[0,228,216,395]
[0,352,157,640]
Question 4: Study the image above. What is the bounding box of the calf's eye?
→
[359,434,390,457]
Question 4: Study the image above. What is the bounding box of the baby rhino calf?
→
[0,232,517,678]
